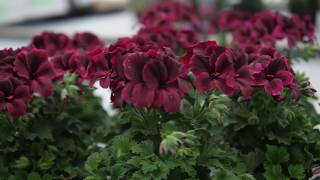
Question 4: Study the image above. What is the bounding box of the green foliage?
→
[0,78,109,179]
[279,45,319,62]
[85,74,320,179]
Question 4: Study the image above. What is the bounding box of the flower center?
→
[266,74,274,78]
[5,95,14,100]
[211,72,221,79]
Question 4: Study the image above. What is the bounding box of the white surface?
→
[93,84,118,116]
[0,11,140,40]
[0,0,69,24]
[293,59,320,113]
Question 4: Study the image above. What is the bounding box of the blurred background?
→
[0,0,319,48]
[0,0,320,114]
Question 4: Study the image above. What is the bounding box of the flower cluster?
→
[139,0,201,31]
[31,32,104,55]
[0,48,53,117]
[104,37,190,112]
[182,41,298,100]
[232,12,315,47]
[133,27,200,54]
[0,32,105,117]
[33,32,107,85]
[208,11,251,33]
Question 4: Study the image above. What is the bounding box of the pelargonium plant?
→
[1,0,320,179]
[0,32,110,179]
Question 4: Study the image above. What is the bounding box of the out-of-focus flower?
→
[31,32,72,56]
[73,32,104,51]
[0,48,16,78]
[232,12,316,47]
[134,27,200,54]
[140,0,201,30]
[0,78,31,117]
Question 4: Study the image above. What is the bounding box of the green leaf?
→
[243,150,264,171]
[38,151,55,170]
[213,170,242,180]
[85,152,103,174]
[266,145,289,164]
[264,164,288,180]
[239,173,256,180]
[112,136,135,158]
[27,172,41,180]
[140,159,158,174]
[288,164,305,180]
[132,140,154,156]
[15,156,30,169]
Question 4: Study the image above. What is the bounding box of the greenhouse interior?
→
[1,0,320,179]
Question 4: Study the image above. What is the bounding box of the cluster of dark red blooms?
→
[140,1,315,47]
[0,32,104,117]
[0,0,313,117]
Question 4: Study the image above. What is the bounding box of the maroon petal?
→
[215,52,233,74]
[34,61,55,80]
[0,91,5,108]
[14,52,30,79]
[215,79,235,95]
[264,78,284,96]
[99,78,110,89]
[27,49,48,73]
[131,83,155,108]
[143,60,167,89]
[0,79,13,96]
[160,88,180,112]
[31,78,54,98]
[124,53,148,82]
[195,72,214,92]
[6,99,27,117]
[177,75,192,93]
[151,91,162,108]
[112,89,125,108]
[163,58,179,82]
[14,85,31,103]
[121,81,136,104]
[275,70,294,86]
[236,79,252,99]
[190,55,210,74]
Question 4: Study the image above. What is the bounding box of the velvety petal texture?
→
[0,78,31,117]
[14,49,55,98]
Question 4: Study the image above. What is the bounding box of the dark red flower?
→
[31,32,72,56]
[233,21,276,47]
[253,56,295,96]
[104,38,158,108]
[0,48,16,78]
[0,78,31,117]
[14,49,55,98]
[231,51,253,99]
[52,51,79,78]
[86,48,110,88]
[182,41,235,94]
[273,14,316,47]
[73,32,104,51]
[140,1,200,30]
[121,50,189,112]
[232,12,316,47]
[211,11,251,33]
[134,27,200,54]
